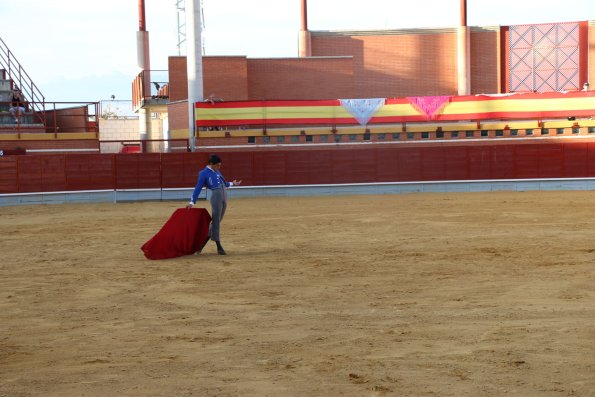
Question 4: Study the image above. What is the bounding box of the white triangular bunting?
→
[340,98,385,126]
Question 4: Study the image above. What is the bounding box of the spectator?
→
[204,93,223,105]
[9,88,26,124]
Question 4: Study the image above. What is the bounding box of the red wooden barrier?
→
[3,142,595,195]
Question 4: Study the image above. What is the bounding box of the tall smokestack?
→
[460,0,467,27]
[137,0,150,71]
[298,0,312,57]
[457,0,470,95]
[138,0,146,31]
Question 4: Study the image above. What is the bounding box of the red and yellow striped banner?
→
[194,92,595,127]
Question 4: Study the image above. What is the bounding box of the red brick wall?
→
[168,56,188,102]
[470,28,500,94]
[45,106,90,133]
[311,30,459,97]
[168,56,249,102]
[168,23,589,103]
[168,100,189,132]
[202,56,249,101]
[247,57,355,100]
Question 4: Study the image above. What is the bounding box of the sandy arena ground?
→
[1,191,595,396]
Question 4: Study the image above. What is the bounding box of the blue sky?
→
[2,0,595,103]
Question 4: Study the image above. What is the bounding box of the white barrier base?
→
[3,178,595,206]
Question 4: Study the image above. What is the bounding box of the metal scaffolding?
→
[176,0,205,55]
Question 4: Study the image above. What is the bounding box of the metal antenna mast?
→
[176,0,205,55]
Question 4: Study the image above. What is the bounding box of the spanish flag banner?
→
[194,91,595,128]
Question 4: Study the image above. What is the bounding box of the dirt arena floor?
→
[1,191,595,396]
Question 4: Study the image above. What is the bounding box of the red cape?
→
[141,208,212,260]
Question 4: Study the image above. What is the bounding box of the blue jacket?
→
[190,166,231,204]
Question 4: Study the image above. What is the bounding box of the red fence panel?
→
[115,153,162,189]
[65,154,114,191]
[398,148,423,181]
[420,147,446,181]
[16,156,43,193]
[563,142,588,177]
[224,152,254,186]
[40,155,67,192]
[538,144,564,178]
[160,153,185,188]
[514,145,541,179]
[468,146,493,180]
[285,151,310,185]
[308,150,334,185]
[586,142,595,176]
[161,153,201,188]
[0,157,18,193]
[443,146,468,180]
[352,149,377,183]
[492,145,515,180]
[253,151,287,185]
[333,150,359,184]
[375,148,400,182]
[16,155,67,193]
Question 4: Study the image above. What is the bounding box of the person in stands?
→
[186,154,242,255]
[9,88,26,124]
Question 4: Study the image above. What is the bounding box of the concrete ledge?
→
[3,178,595,206]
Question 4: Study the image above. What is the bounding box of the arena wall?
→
[4,141,595,195]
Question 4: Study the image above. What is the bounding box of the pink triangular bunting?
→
[407,96,451,120]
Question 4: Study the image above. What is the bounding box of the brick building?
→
[165,20,595,137]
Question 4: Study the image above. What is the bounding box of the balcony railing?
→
[132,70,169,111]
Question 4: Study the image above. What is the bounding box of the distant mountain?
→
[40,71,134,103]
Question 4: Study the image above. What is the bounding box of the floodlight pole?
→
[457,0,470,95]
[137,0,152,152]
[186,0,203,152]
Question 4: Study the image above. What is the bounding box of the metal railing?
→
[0,35,46,127]
[99,138,189,154]
[132,70,169,111]
[44,102,99,133]
[99,100,137,119]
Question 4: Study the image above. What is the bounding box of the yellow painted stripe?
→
[542,120,577,128]
[195,103,421,121]
[170,128,190,139]
[373,103,421,117]
[57,133,96,140]
[197,130,227,138]
[444,97,595,115]
[196,105,352,121]
[0,133,97,141]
